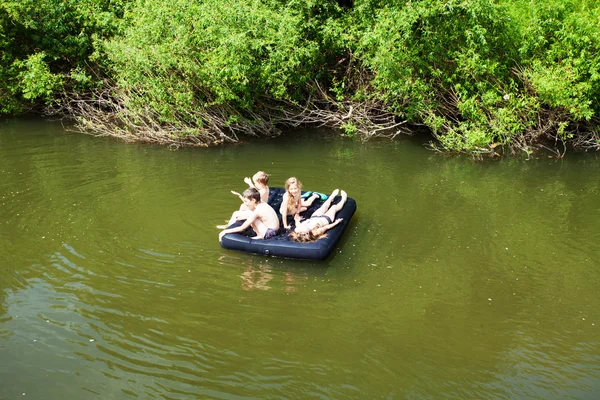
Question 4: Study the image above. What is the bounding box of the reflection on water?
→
[241,264,274,291]
[239,262,308,292]
[1,119,600,399]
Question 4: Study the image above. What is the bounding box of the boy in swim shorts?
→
[218,188,280,241]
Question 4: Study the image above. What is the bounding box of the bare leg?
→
[251,218,268,239]
[216,210,251,229]
[311,189,339,216]
[301,193,320,208]
[324,190,347,220]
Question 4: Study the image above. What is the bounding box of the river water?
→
[1,118,599,399]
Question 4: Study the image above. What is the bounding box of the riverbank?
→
[2,0,600,155]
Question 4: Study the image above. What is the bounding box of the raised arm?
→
[244,177,255,189]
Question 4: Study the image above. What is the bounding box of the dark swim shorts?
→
[263,228,278,239]
[311,215,332,225]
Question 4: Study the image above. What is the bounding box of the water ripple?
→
[3,123,600,399]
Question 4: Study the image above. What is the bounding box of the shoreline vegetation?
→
[1,0,599,157]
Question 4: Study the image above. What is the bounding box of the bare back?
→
[259,186,270,203]
[253,202,279,234]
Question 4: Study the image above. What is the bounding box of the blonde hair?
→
[254,171,269,186]
[289,228,327,243]
[285,177,302,213]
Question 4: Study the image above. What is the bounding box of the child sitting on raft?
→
[289,189,346,243]
[218,188,280,241]
[280,177,319,230]
[231,171,270,206]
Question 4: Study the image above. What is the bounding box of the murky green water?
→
[1,118,599,399]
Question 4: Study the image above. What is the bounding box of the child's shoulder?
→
[257,202,275,213]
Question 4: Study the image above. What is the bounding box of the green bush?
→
[520,0,600,121]
[352,0,526,152]
[355,0,517,115]
[344,0,600,153]
[102,0,327,123]
[0,0,127,113]
[16,53,62,102]
[1,0,599,154]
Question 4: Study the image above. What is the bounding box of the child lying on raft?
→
[290,189,347,243]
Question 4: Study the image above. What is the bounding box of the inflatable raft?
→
[219,187,356,260]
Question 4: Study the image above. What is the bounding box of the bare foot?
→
[330,189,340,198]
[216,224,229,229]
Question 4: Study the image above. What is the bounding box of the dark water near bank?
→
[1,118,599,399]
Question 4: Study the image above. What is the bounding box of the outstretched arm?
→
[231,190,243,201]
[315,218,343,236]
[219,212,257,241]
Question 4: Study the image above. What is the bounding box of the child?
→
[290,189,346,243]
[219,188,280,241]
[279,177,319,230]
[231,171,270,205]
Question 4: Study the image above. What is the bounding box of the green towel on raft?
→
[301,191,329,200]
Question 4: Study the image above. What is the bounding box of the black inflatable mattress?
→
[219,187,356,260]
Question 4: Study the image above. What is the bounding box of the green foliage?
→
[16,53,62,102]
[519,0,600,120]
[1,0,599,154]
[341,121,357,137]
[0,0,127,113]
[355,0,518,118]
[101,0,333,127]
[347,0,600,153]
